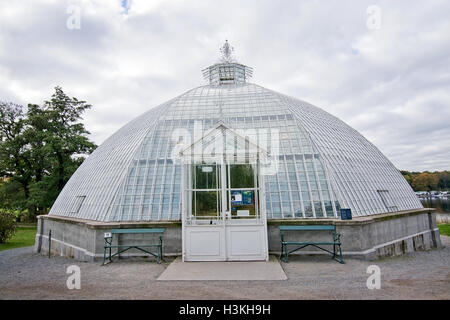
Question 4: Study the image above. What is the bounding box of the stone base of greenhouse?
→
[35,208,442,262]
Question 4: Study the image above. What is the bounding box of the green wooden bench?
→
[102,228,165,265]
[279,225,344,264]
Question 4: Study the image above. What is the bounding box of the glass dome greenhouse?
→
[49,42,422,223]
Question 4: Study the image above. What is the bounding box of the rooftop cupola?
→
[202,40,253,86]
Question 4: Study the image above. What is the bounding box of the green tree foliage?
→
[0,179,25,212]
[0,87,97,220]
[438,172,450,190]
[412,173,439,191]
[0,102,33,213]
[0,211,17,243]
[400,170,450,192]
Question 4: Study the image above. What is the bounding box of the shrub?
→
[16,210,36,223]
[0,211,17,243]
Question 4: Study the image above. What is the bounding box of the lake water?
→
[420,197,450,213]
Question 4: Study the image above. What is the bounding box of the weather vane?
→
[220,40,234,63]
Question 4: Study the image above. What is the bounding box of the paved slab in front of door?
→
[157,255,287,281]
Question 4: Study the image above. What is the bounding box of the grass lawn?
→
[0,225,37,252]
[438,224,450,237]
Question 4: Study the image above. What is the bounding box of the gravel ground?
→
[1,236,449,300]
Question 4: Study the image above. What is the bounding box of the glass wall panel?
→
[192,191,220,218]
[229,164,255,188]
[193,164,218,189]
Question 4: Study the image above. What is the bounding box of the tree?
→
[0,211,17,243]
[27,87,96,195]
[411,172,439,191]
[0,178,26,212]
[0,102,34,214]
[438,171,450,190]
[0,87,97,220]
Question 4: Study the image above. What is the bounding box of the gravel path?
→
[1,237,449,300]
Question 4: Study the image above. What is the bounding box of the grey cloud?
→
[0,0,448,171]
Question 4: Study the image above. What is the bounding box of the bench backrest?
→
[279,225,335,232]
[110,228,165,234]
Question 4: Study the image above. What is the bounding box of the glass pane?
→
[193,164,218,189]
[303,201,313,217]
[272,202,282,218]
[293,201,302,218]
[314,202,324,217]
[324,201,334,217]
[230,164,254,188]
[193,191,219,218]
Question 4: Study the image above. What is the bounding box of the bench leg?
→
[102,246,112,265]
[279,244,283,261]
[157,245,161,264]
[280,244,289,263]
[102,247,111,266]
[157,237,163,264]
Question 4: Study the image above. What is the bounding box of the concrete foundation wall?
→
[35,218,182,262]
[268,209,441,259]
[35,208,441,262]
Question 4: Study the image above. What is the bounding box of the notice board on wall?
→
[231,191,242,205]
[231,190,253,206]
[242,190,253,205]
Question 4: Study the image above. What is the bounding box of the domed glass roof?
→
[49,43,422,222]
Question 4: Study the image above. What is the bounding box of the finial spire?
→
[202,41,253,85]
[220,40,234,63]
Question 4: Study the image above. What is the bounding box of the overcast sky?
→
[0,0,449,171]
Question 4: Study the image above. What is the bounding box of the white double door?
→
[182,162,268,261]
